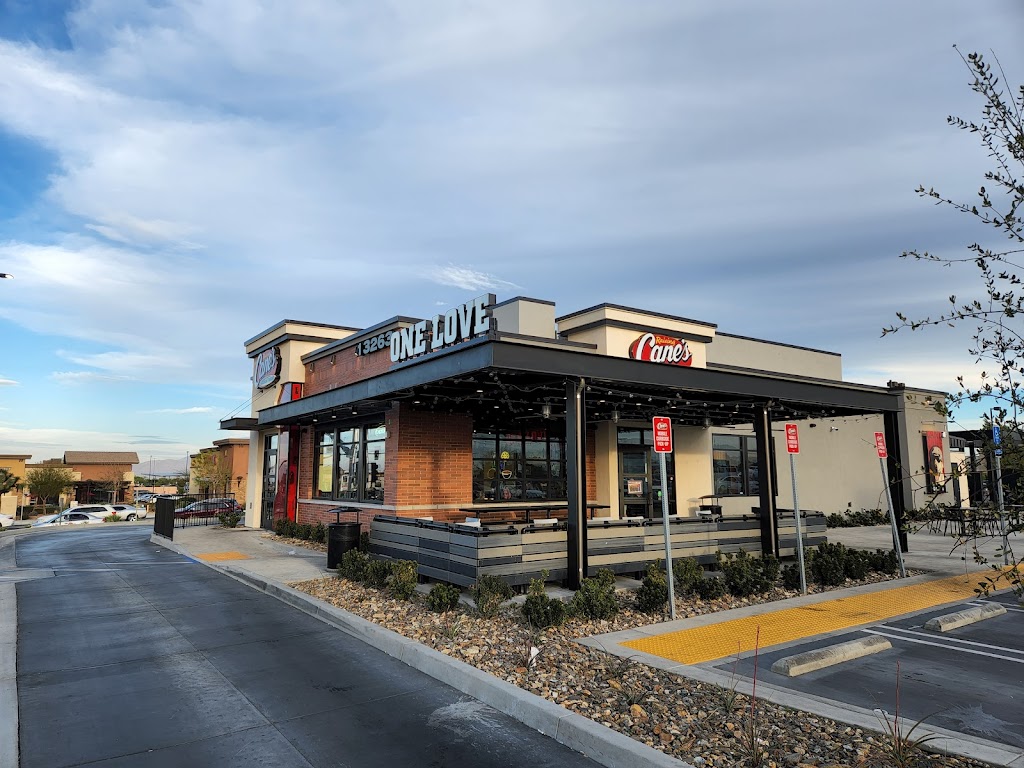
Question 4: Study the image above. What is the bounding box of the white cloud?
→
[51,371,134,384]
[0,424,199,462]
[427,265,521,292]
[0,377,17,386]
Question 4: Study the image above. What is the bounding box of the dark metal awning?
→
[256,338,902,429]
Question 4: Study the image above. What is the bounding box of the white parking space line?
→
[862,630,1024,664]
[872,625,1024,655]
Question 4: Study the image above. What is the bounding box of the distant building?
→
[188,439,249,500]
[0,454,31,517]
[29,452,141,505]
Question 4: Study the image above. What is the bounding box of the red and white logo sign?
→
[629,333,693,367]
[874,432,887,459]
[785,423,799,454]
[652,417,673,453]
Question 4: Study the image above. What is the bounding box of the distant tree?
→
[190,451,231,495]
[0,468,18,496]
[883,47,1023,595]
[98,466,128,503]
[26,466,77,511]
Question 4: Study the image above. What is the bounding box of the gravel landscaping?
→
[273,534,989,768]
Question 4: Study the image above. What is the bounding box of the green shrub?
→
[471,574,514,617]
[782,564,803,591]
[273,518,291,537]
[694,575,727,600]
[427,583,462,613]
[339,549,369,582]
[811,542,847,587]
[844,549,871,580]
[365,558,393,589]
[296,523,312,540]
[759,554,781,585]
[719,550,771,597]
[359,531,370,552]
[870,548,901,575]
[635,562,669,614]
[672,558,704,595]
[387,560,419,600]
[522,572,566,629]
[103,514,122,523]
[218,511,241,528]
[569,569,619,620]
[311,521,326,544]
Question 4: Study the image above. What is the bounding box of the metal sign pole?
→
[879,458,907,578]
[994,452,1010,566]
[789,453,807,594]
[659,451,677,621]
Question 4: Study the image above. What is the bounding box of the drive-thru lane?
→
[717,594,1024,751]
[14,527,600,768]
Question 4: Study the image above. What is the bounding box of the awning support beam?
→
[566,378,588,589]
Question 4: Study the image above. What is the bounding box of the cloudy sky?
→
[0,1,1021,466]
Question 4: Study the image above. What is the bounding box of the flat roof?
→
[556,303,718,330]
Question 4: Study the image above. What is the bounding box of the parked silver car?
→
[31,509,109,527]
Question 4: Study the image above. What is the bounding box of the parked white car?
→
[110,504,148,521]
[31,505,113,527]
[0,512,14,529]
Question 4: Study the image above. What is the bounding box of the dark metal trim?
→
[492,295,557,309]
[219,417,259,431]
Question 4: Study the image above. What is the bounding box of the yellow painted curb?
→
[622,571,990,665]
[195,551,250,562]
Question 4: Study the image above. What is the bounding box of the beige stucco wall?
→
[708,334,843,380]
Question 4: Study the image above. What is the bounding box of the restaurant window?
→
[712,434,760,496]
[314,421,386,503]
[472,428,566,502]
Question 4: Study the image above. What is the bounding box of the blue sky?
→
[0,1,1022,466]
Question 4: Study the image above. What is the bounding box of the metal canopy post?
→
[565,378,588,590]
[883,409,909,552]
[753,405,779,557]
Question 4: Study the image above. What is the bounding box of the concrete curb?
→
[0,535,19,768]
[150,534,690,768]
[924,603,1006,632]
[770,635,891,677]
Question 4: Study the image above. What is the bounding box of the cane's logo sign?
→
[254,347,282,389]
[628,333,693,367]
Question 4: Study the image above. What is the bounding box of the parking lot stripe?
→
[862,629,1024,664]
[621,571,988,664]
[970,600,1024,613]
[870,625,1024,655]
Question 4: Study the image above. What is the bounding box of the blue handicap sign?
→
[994,424,1002,456]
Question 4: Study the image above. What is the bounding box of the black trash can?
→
[327,521,361,569]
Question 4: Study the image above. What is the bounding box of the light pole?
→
[0,274,13,279]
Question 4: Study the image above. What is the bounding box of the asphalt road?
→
[719,593,1024,750]
[14,526,599,768]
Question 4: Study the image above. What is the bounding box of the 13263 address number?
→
[353,331,393,356]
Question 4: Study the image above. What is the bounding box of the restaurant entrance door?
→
[618,443,674,519]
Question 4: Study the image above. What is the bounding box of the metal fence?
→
[149,493,242,534]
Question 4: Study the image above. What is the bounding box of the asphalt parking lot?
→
[718,593,1024,750]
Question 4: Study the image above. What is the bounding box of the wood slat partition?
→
[368,512,828,588]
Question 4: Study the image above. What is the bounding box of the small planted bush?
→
[782,564,803,591]
[311,522,326,544]
[870,548,901,575]
[811,542,847,587]
[719,550,771,597]
[339,549,369,582]
[296,523,313,540]
[843,549,871,580]
[387,559,419,600]
[218,511,242,528]
[521,572,566,629]
[359,531,370,552]
[273,518,292,537]
[672,558,704,595]
[427,583,462,613]
[635,561,669,614]
[103,514,122,523]
[364,558,393,589]
[694,575,727,600]
[569,569,619,621]
[471,574,514,618]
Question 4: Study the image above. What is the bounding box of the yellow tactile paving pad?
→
[622,571,991,665]
[195,551,250,562]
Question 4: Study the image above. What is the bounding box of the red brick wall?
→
[304,349,393,397]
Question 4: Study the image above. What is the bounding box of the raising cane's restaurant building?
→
[223,297,956,589]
